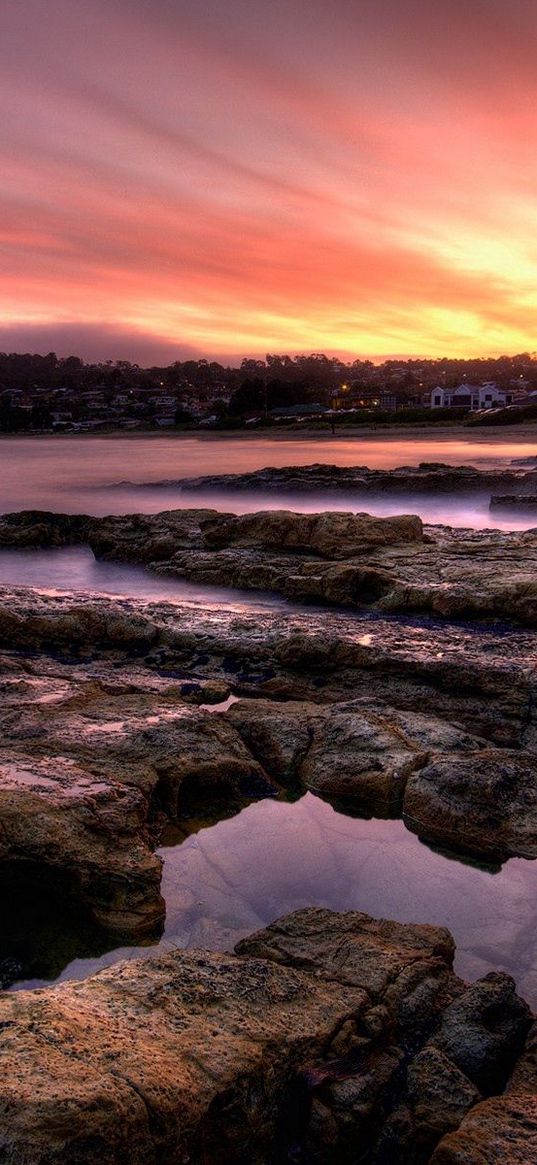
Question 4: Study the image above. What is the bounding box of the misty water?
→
[2,432,537,529]
[0,545,285,610]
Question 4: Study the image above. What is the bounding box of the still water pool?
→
[6,793,536,1006]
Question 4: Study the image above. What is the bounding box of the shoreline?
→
[1,420,537,444]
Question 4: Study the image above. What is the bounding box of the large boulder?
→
[403,751,537,861]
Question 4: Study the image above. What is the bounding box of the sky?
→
[2,0,537,363]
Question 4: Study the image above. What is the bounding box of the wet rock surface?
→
[0,908,533,1165]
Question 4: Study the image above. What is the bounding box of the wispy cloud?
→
[2,0,537,359]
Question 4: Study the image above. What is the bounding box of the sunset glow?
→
[3,0,537,361]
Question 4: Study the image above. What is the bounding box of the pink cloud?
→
[1,0,537,358]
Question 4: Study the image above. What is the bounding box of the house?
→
[430,383,512,410]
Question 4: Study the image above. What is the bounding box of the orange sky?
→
[2,0,537,362]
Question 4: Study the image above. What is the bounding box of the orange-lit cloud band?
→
[2,0,537,361]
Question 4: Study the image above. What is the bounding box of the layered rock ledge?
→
[0,908,534,1164]
[125,460,537,497]
[0,586,536,941]
[3,503,537,623]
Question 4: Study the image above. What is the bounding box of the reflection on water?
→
[0,546,285,611]
[2,433,537,530]
[9,794,537,1006]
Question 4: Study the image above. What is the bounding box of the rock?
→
[0,751,165,938]
[235,907,456,1022]
[0,904,532,1165]
[174,461,535,498]
[0,907,460,1165]
[87,508,214,562]
[431,972,532,1094]
[406,1046,482,1144]
[0,943,368,1165]
[227,698,486,816]
[430,1022,537,1164]
[0,671,278,936]
[199,509,424,558]
[1,603,535,906]
[226,698,314,784]
[298,705,425,814]
[4,503,537,625]
[403,751,537,861]
[490,493,537,508]
[0,509,89,547]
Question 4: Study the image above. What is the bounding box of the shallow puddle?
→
[6,793,536,1006]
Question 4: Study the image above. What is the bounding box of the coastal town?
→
[1,350,537,433]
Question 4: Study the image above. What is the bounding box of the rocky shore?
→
[3,501,537,623]
[1,488,536,1161]
[0,574,536,941]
